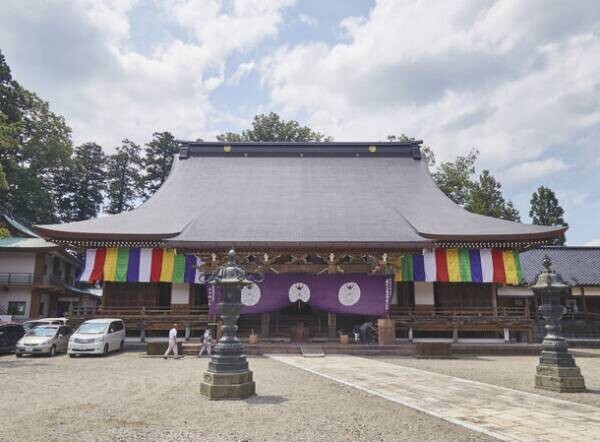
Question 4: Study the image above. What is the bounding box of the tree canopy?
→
[143,131,179,196]
[218,112,331,142]
[530,185,567,244]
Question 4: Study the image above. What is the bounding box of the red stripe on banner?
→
[435,249,449,282]
[89,248,106,283]
[491,249,506,284]
[150,248,163,282]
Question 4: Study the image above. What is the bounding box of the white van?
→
[68,318,125,357]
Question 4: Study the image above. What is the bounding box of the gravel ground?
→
[376,348,600,407]
[0,351,492,442]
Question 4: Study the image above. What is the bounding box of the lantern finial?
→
[542,255,552,272]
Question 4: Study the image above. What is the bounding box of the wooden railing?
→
[70,305,210,318]
[389,306,530,319]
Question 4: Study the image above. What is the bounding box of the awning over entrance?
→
[209,273,393,316]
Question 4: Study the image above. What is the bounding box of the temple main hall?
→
[35,141,565,343]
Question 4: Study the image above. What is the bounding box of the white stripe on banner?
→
[480,249,494,283]
[139,248,153,282]
[423,250,437,282]
[79,249,96,282]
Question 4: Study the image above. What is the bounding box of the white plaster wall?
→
[0,286,32,318]
[414,282,435,305]
[171,283,190,304]
[0,252,36,274]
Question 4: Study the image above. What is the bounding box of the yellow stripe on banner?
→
[103,248,118,282]
[160,249,175,282]
[446,249,461,282]
[503,250,518,285]
[394,257,403,282]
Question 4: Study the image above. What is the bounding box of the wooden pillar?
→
[452,327,459,343]
[261,313,270,338]
[581,287,588,320]
[140,327,146,343]
[377,318,395,345]
[185,326,191,341]
[491,284,498,315]
[503,327,510,343]
[328,313,336,339]
[408,327,414,343]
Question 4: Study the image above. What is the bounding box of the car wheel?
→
[119,340,124,352]
[16,353,22,358]
[103,344,109,356]
[49,345,56,357]
[69,354,76,358]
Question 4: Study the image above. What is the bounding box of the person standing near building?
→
[198,327,213,357]
[163,323,179,359]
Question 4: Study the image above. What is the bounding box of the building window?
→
[7,301,26,316]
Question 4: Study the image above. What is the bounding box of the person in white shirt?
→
[163,323,179,359]
[198,328,213,357]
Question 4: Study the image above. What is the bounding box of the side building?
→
[0,215,100,320]
[35,141,565,343]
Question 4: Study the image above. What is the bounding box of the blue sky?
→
[0,0,599,245]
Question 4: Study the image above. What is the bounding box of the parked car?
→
[68,319,125,357]
[16,325,73,357]
[0,323,25,354]
[23,318,68,332]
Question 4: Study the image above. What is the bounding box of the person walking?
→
[163,323,179,359]
[198,327,213,357]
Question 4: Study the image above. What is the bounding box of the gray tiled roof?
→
[35,142,565,248]
[520,247,600,286]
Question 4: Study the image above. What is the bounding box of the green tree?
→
[432,149,479,206]
[465,170,521,221]
[143,131,178,196]
[62,143,106,221]
[105,139,143,214]
[530,186,566,244]
[0,50,74,223]
[218,112,331,142]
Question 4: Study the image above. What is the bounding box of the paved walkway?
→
[267,354,600,441]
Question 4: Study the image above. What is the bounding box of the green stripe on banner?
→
[173,254,185,283]
[402,255,413,281]
[458,248,472,282]
[115,248,129,282]
[513,250,523,283]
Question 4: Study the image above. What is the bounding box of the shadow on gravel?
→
[0,360,51,368]
[245,395,288,405]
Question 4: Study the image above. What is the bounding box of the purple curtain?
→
[209,273,392,316]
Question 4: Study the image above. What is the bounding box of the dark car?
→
[0,323,25,354]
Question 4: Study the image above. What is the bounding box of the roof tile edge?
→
[176,141,424,159]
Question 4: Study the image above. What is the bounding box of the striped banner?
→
[394,248,523,285]
[78,248,205,284]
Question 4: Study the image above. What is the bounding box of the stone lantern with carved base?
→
[533,256,586,392]
[200,249,257,400]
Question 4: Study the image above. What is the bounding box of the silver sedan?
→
[15,325,73,357]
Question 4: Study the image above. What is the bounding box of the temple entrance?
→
[271,302,327,341]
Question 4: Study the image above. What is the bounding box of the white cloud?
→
[259,0,600,169]
[227,61,256,86]
[0,0,294,149]
[504,158,572,183]
[298,13,317,28]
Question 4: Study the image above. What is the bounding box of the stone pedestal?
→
[535,364,586,392]
[200,370,256,400]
